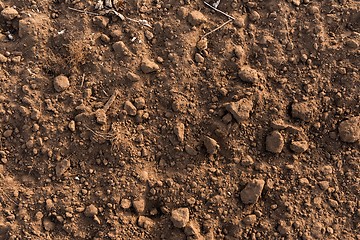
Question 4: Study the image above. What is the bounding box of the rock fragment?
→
[194,53,205,63]
[0,53,7,63]
[141,59,159,74]
[171,208,190,228]
[291,100,317,122]
[95,109,107,125]
[184,220,201,237]
[225,98,253,123]
[1,7,19,20]
[266,131,284,153]
[93,16,109,28]
[203,136,219,155]
[120,199,132,209]
[187,11,207,26]
[55,159,70,177]
[240,179,265,204]
[238,66,262,83]
[84,204,98,217]
[174,122,185,142]
[126,71,141,82]
[138,216,155,229]
[338,116,360,143]
[242,214,257,226]
[124,101,137,116]
[53,75,70,92]
[113,41,131,56]
[290,140,309,153]
[133,198,146,214]
[43,217,55,231]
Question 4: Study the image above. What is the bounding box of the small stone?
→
[345,39,359,49]
[126,71,141,82]
[291,100,318,122]
[100,34,110,43]
[238,66,262,83]
[338,116,360,143]
[292,0,301,6]
[171,208,190,228]
[45,199,55,211]
[185,145,198,156]
[0,53,7,63]
[318,181,329,191]
[95,109,107,125]
[203,136,219,155]
[242,214,257,226]
[234,45,246,64]
[184,220,201,236]
[196,38,208,51]
[113,41,131,56]
[55,159,70,178]
[134,97,146,109]
[43,218,55,231]
[194,53,205,63]
[328,199,339,208]
[124,101,137,116]
[120,199,132,209]
[138,216,155,229]
[290,140,309,153]
[84,204,98,217]
[93,16,109,28]
[30,109,41,120]
[241,155,254,167]
[174,122,185,142]
[133,198,146,214]
[266,131,284,153]
[53,75,70,92]
[225,98,253,123]
[141,59,159,74]
[240,179,265,204]
[277,221,291,236]
[187,11,207,26]
[249,11,260,22]
[233,16,245,28]
[68,120,76,132]
[1,7,19,20]
[299,178,309,186]
[3,129,13,138]
[270,119,288,130]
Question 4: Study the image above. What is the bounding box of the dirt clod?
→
[225,98,253,123]
[290,140,309,153]
[203,136,219,155]
[141,58,160,74]
[187,11,207,26]
[1,7,18,20]
[238,66,262,84]
[84,204,98,217]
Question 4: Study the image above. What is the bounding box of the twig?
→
[103,90,118,112]
[68,7,100,16]
[204,1,235,20]
[201,19,233,39]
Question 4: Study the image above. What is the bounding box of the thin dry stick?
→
[68,7,100,16]
[204,1,235,20]
[201,19,233,39]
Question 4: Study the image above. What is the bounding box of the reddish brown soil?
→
[0,0,359,239]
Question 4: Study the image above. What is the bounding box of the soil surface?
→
[0,0,359,239]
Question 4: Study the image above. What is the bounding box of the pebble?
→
[318,181,329,191]
[55,159,70,177]
[234,45,246,64]
[141,58,160,74]
[203,136,219,155]
[138,216,155,229]
[241,155,254,167]
[112,41,131,56]
[68,120,76,132]
[45,199,55,211]
[291,100,317,122]
[225,98,253,123]
[95,109,107,125]
[328,199,339,208]
[242,214,257,226]
[93,16,109,28]
[134,97,146,109]
[174,122,185,142]
[196,38,208,51]
[53,75,70,92]
[171,208,190,228]
[238,66,262,83]
[126,71,141,82]
[84,204,98,217]
[249,11,260,22]
[185,145,198,156]
[124,101,137,116]
[43,218,55,231]
[120,199,132,209]
[194,53,205,63]
[3,129,13,138]
[240,179,265,204]
[292,0,301,6]
[1,7,19,20]
[133,198,146,214]
[184,220,201,236]
[187,11,207,26]
[290,140,309,153]
[0,53,7,63]
[338,116,360,143]
[266,131,284,153]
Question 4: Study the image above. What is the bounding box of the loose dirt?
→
[0,0,359,239]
